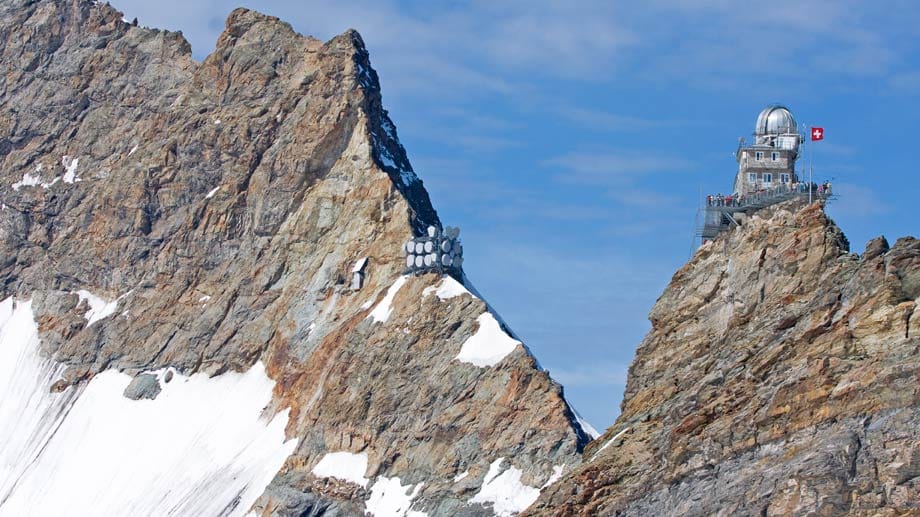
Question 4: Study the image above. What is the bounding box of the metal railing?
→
[705,183,832,210]
[698,184,834,240]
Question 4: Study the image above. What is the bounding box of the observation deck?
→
[698,184,834,241]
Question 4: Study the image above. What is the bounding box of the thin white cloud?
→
[552,106,674,132]
[608,188,682,210]
[549,362,630,387]
[111,0,920,98]
[889,70,920,94]
[826,182,891,218]
[544,151,693,185]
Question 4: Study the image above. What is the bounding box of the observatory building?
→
[699,104,831,243]
[733,105,803,195]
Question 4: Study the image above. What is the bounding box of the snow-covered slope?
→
[0,297,297,516]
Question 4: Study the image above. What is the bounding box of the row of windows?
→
[748,173,791,184]
[754,151,781,161]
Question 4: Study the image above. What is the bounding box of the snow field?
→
[0,296,298,517]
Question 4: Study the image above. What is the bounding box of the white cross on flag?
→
[811,127,824,141]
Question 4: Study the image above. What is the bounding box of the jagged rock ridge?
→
[531,200,920,516]
[0,1,591,515]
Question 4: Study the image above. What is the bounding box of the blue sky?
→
[111,0,920,431]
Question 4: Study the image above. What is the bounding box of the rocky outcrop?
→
[532,200,920,515]
[0,1,588,515]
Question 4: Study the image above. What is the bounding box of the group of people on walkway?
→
[706,181,832,208]
[706,193,742,207]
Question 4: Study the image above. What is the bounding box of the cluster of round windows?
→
[404,226,463,271]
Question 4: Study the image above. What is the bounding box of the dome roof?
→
[755,105,797,135]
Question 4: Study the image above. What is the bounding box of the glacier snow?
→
[0,296,297,517]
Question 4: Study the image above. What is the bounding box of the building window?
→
[763,173,773,184]
[772,152,779,161]
[755,151,763,161]
[780,173,790,183]
[749,173,757,183]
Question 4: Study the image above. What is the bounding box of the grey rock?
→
[864,235,889,261]
[123,373,161,400]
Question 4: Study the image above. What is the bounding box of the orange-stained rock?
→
[531,201,920,516]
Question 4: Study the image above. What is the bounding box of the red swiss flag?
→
[811,127,825,141]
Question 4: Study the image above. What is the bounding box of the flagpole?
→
[801,121,808,202]
[809,125,813,204]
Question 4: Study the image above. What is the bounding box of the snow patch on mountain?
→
[370,115,418,188]
[591,427,632,461]
[470,458,541,516]
[0,296,297,516]
[455,313,522,367]
[566,400,601,439]
[61,156,80,183]
[423,276,475,301]
[311,451,370,488]
[12,171,58,191]
[541,465,565,489]
[366,476,427,517]
[75,290,124,326]
[368,276,408,323]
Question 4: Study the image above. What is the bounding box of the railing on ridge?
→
[698,184,834,240]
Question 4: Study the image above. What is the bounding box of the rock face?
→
[532,200,920,515]
[0,1,589,515]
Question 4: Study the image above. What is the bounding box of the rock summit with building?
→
[0,1,916,516]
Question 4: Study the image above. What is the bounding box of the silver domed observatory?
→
[699,104,833,243]
[754,105,798,143]
[734,104,804,194]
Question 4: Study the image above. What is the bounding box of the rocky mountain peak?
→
[205,6,437,235]
[0,2,588,515]
[530,199,920,515]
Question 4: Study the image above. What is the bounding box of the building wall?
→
[738,149,794,170]
[734,148,798,194]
